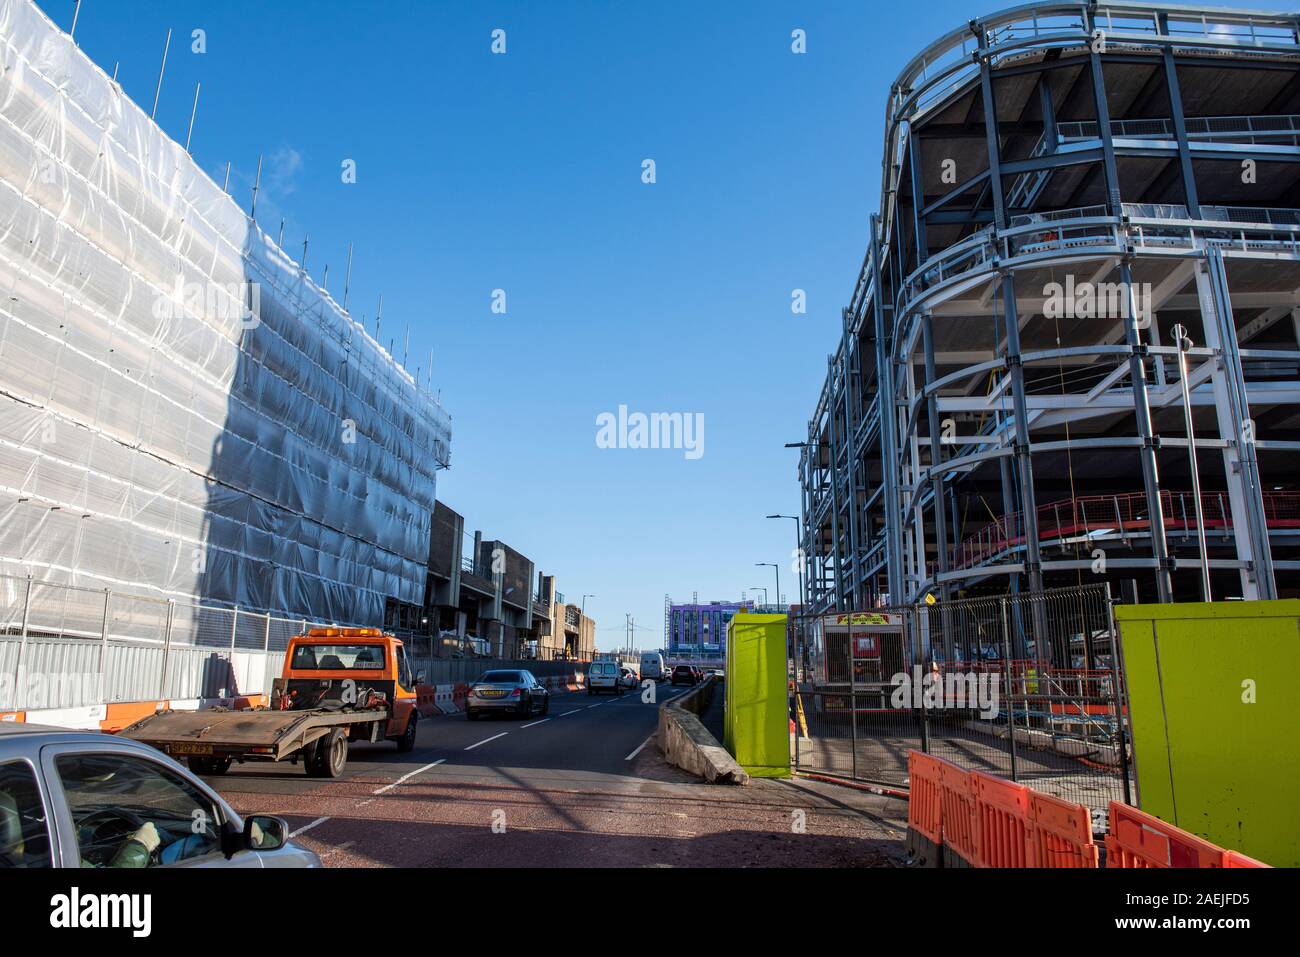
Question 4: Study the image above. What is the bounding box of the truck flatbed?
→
[121,706,390,762]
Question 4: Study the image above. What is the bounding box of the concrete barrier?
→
[657,676,749,785]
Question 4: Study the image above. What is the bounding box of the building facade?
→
[799,1,1300,616]
[665,601,753,661]
[0,0,449,632]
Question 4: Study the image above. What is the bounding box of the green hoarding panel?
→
[1115,600,1300,867]
[725,613,790,778]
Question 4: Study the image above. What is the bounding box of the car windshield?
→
[290,644,384,670]
[480,671,522,683]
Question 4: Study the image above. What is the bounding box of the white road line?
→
[624,735,654,761]
[520,718,551,728]
[585,704,602,709]
[372,758,445,794]
[558,709,581,717]
[465,731,508,750]
[290,816,330,838]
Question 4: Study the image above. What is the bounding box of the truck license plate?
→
[169,742,213,756]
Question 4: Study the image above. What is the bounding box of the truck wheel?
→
[308,730,348,778]
[396,712,418,753]
[206,757,232,776]
[188,756,212,775]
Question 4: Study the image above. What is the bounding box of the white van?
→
[587,661,624,695]
[639,652,666,680]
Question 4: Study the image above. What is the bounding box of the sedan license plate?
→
[169,742,213,756]
[479,689,505,698]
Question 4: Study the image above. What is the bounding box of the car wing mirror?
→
[244,814,289,852]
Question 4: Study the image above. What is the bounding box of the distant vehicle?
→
[121,627,422,779]
[618,667,640,689]
[467,670,550,720]
[639,652,667,680]
[587,661,624,695]
[0,723,319,868]
[671,665,699,686]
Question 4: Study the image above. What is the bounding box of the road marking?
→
[585,704,602,709]
[290,816,330,837]
[624,735,654,761]
[372,758,445,794]
[520,718,551,728]
[558,709,582,717]
[465,731,508,750]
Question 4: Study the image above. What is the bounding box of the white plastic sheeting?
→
[0,0,450,625]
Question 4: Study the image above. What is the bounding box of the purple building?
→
[666,601,753,661]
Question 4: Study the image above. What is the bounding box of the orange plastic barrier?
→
[1224,851,1270,868]
[972,771,1031,867]
[1106,802,1229,868]
[937,759,979,866]
[906,750,943,845]
[1028,790,1100,868]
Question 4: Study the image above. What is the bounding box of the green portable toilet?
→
[724,613,790,778]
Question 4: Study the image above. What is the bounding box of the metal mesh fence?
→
[793,585,1131,818]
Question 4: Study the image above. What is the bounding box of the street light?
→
[756,562,780,613]
[750,586,768,608]
[768,512,807,680]
[1172,324,1211,601]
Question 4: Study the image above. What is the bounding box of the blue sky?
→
[43,0,1286,650]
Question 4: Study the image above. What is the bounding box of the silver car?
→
[0,722,320,868]
[466,670,550,720]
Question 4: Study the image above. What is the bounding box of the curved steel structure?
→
[799,1,1300,612]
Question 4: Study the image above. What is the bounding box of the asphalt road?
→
[204,681,907,867]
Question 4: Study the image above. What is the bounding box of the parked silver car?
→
[0,723,320,868]
[466,670,550,720]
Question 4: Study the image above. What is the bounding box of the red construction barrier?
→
[937,759,979,867]
[1106,802,1229,868]
[972,771,1031,867]
[1028,790,1099,868]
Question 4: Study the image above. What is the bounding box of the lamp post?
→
[1172,324,1212,601]
[757,562,780,613]
[750,586,768,608]
[768,512,807,680]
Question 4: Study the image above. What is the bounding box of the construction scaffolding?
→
[0,0,450,627]
[799,1,1300,612]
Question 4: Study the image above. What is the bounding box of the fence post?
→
[12,574,33,711]
[228,605,239,699]
[847,626,858,780]
[1000,596,1018,782]
[916,608,931,755]
[261,614,272,698]
[98,589,110,705]
[1106,583,1134,805]
[159,599,175,700]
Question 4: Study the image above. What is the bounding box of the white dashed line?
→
[558,709,581,717]
[290,816,330,838]
[521,718,551,728]
[624,735,654,761]
[465,732,508,750]
[372,758,445,794]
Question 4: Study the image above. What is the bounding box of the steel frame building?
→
[798,1,1300,614]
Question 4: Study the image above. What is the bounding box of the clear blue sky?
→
[41,0,1285,651]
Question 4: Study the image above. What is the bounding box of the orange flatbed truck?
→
[119,627,423,778]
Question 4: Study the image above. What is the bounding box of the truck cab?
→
[277,627,422,742]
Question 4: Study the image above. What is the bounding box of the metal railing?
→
[946,489,1300,571]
